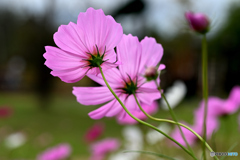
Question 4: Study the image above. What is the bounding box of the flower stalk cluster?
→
[43,7,224,160]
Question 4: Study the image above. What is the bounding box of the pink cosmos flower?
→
[44,7,123,83]
[90,138,119,160]
[73,34,164,120]
[117,101,158,124]
[37,143,71,160]
[84,123,104,143]
[185,12,210,34]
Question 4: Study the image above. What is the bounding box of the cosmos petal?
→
[117,34,142,80]
[44,46,90,83]
[44,8,123,83]
[53,22,88,57]
[102,49,118,64]
[158,64,166,71]
[105,94,126,117]
[88,100,114,120]
[139,79,158,89]
[44,46,87,70]
[117,110,127,120]
[124,94,138,111]
[137,87,160,93]
[137,88,161,105]
[72,87,114,105]
[116,97,158,125]
[77,7,123,54]
[88,94,123,119]
[139,37,164,73]
[100,62,119,74]
[105,100,122,117]
[51,66,89,83]
[88,68,124,88]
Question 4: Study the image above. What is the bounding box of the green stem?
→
[155,81,195,157]
[133,93,219,160]
[202,34,208,160]
[98,66,197,160]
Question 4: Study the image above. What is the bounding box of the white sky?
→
[0,0,239,39]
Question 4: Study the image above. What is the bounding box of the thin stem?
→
[98,66,197,160]
[202,34,208,160]
[133,93,219,160]
[154,81,195,156]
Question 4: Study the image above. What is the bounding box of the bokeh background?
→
[0,0,240,159]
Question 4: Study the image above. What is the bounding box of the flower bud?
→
[144,66,158,81]
[185,12,210,34]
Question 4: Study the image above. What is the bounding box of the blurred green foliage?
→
[0,93,239,159]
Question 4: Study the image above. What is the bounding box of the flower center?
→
[86,45,106,67]
[122,79,138,95]
[88,54,104,67]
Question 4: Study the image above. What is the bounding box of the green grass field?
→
[0,92,239,160]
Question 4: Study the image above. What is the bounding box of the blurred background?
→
[0,0,240,159]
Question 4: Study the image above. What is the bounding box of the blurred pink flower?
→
[84,123,104,143]
[221,86,240,115]
[185,11,210,34]
[193,109,219,138]
[171,98,221,146]
[171,116,219,147]
[44,7,123,83]
[73,34,164,120]
[196,97,224,118]
[117,101,158,124]
[37,143,71,160]
[197,86,240,117]
[171,122,197,147]
[171,86,240,147]
[0,106,12,118]
[90,138,119,160]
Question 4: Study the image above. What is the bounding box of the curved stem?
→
[155,81,195,156]
[133,93,219,160]
[98,66,197,160]
[133,94,198,160]
[202,34,208,160]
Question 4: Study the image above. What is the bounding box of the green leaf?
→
[123,150,177,160]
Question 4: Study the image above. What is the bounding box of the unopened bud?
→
[185,12,210,34]
[144,66,158,81]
